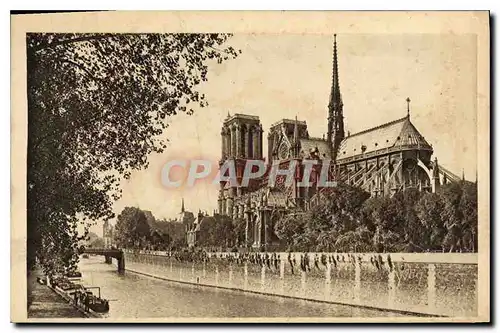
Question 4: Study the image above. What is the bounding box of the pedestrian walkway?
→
[27,270,86,318]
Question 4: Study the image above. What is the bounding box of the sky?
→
[95,33,478,235]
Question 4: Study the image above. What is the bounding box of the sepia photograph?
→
[10,11,490,323]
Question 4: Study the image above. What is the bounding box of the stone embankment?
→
[122,250,478,318]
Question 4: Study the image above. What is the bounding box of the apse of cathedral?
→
[216,35,461,250]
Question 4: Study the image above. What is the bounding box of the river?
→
[78,256,408,319]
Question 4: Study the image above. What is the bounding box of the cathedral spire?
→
[293,116,300,158]
[329,34,341,110]
[327,34,345,161]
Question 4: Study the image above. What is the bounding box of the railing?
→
[337,144,432,165]
[83,248,123,256]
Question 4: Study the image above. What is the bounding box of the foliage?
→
[113,207,186,250]
[274,212,309,251]
[197,214,235,248]
[114,207,151,248]
[232,217,247,247]
[27,33,240,274]
[274,184,371,252]
[274,181,478,253]
[90,238,105,248]
[155,219,186,247]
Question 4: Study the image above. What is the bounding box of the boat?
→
[88,296,110,313]
[49,275,110,314]
[54,280,81,294]
[66,271,83,282]
[82,286,110,313]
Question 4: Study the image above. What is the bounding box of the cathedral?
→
[197,35,461,250]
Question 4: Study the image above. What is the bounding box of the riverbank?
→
[27,270,87,319]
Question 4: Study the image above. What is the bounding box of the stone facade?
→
[212,35,461,251]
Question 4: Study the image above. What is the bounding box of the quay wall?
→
[121,250,477,318]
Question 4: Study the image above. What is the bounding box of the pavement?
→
[27,270,86,318]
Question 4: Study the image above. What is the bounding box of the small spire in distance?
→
[181,198,185,213]
[406,97,411,117]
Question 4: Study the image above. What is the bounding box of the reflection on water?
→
[79,257,407,319]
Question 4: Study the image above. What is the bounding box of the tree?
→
[197,215,234,248]
[459,182,478,252]
[232,217,247,247]
[156,219,186,247]
[27,33,240,273]
[171,237,187,250]
[334,225,372,253]
[437,181,478,252]
[89,237,105,249]
[114,207,151,248]
[274,212,304,249]
[274,184,370,252]
[415,192,446,251]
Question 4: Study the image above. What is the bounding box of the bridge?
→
[82,248,125,273]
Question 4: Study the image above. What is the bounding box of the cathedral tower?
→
[327,34,345,161]
[219,113,263,216]
[220,113,263,162]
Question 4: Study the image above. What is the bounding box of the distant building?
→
[175,198,198,247]
[186,210,220,248]
[178,198,195,225]
[102,220,113,248]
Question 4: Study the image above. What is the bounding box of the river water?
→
[78,256,408,319]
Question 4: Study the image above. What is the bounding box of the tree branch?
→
[32,34,114,53]
[59,58,104,83]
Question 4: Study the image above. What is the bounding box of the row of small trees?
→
[274,181,478,253]
[112,208,240,251]
[112,180,477,254]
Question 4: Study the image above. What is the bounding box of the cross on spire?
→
[406,97,411,117]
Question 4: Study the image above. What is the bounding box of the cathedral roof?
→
[337,116,432,161]
[299,138,330,159]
